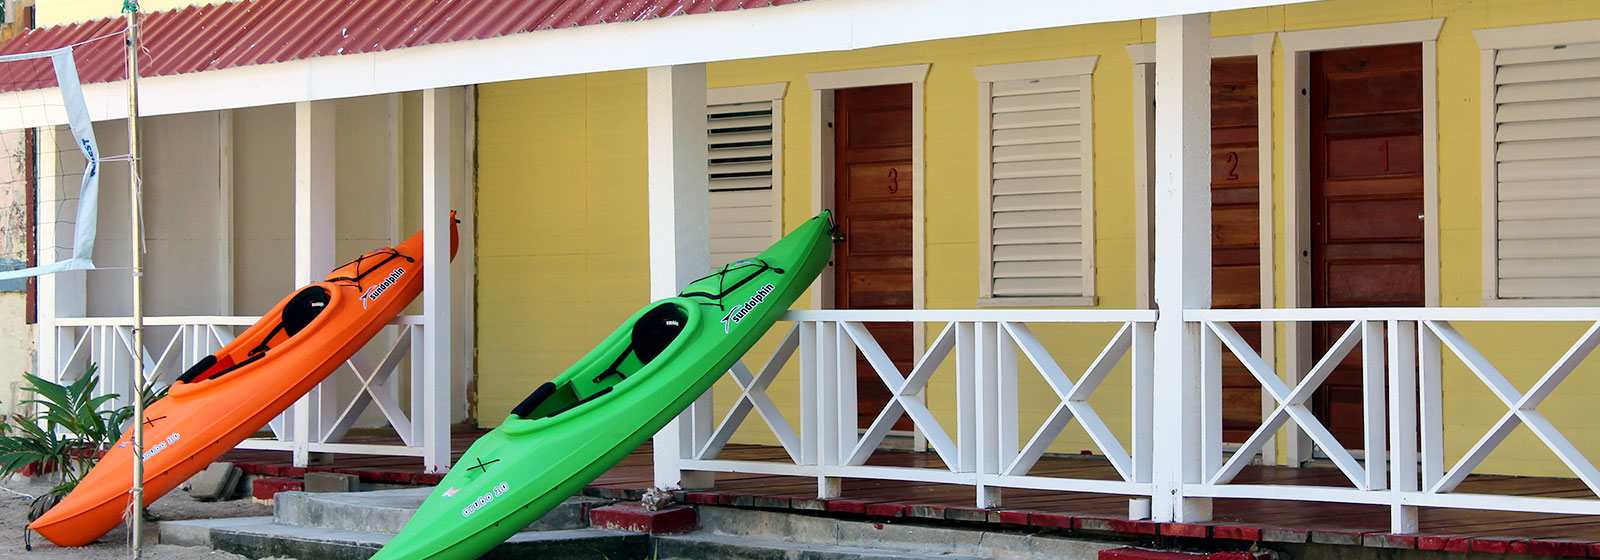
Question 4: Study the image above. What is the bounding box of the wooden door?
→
[1212,57,1262,444]
[1309,44,1425,448]
[833,85,915,430]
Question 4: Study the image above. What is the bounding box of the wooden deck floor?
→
[220,431,1600,556]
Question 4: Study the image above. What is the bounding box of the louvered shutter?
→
[708,100,777,269]
[1491,41,1600,298]
[978,62,1094,301]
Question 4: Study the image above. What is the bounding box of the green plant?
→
[0,365,165,497]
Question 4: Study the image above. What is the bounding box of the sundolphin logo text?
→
[361,267,406,309]
[721,284,775,333]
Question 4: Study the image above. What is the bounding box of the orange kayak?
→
[28,215,459,546]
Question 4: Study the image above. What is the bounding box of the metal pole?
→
[124,5,146,558]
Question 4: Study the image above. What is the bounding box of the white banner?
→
[0,46,99,280]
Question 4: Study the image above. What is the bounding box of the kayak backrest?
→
[593,302,689,385]
[282,286,331,336]
[632,303,688,364]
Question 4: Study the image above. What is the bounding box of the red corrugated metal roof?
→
[0,0,806,91]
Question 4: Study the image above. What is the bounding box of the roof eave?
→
[0,0,1317,127]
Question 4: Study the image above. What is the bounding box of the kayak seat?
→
[510,383,616,420]
[249,286,331,355]
[593,303,687,385]
[511,382,557,419]
[515,304,688,420]
[176,355,219,384]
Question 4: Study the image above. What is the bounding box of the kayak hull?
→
[28,218,459,547]
[372,211,833,560]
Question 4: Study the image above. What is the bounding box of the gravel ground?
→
[0,477,293,560]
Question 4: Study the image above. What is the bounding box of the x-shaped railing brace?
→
[841,321,959,469]
[698,323,804,462]
[1426,321,1600,496]
[1002,322,1135,480]
[1207,320,1370,488]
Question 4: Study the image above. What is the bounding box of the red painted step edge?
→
[589,502,698,535]
[251,477,304,500]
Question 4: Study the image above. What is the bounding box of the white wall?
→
[47,91,475,430]
[0,293,35,417]
[230,104,294,315]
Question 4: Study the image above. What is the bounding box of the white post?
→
[1388,320,1419,533]
[36,126,86,385]
[292,100,336,467]
[422,87,454,473]
[816,321,841,498]
[974,322,1001,507]
[1151,13,1212,523]
[1130,321,1156,519]
[647,64,713,490]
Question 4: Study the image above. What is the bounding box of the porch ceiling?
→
[0,0,1317,127]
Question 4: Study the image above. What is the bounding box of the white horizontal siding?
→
[1501,238,1600,259]
[1502,278,1600,299]
[708,97,779,270]
[993,124,1081,146]
[1497,116,1600,141]
[1492,41,1600,300]
[994,276,1085,297]
[984,70,1090,299]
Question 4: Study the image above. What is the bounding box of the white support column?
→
[1151,13,1212,523]
[647,63,713,490]
[422,87,455,473]
[293,100,336,467]
[218,111,235,316]
[37,125,86,385]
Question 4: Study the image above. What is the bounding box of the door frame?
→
[806,64,930,443]
[1281,18,1442,464]
[806,64,929,312]
[1130,31,1277,463]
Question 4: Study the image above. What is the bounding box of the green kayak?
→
[371,211,834,560]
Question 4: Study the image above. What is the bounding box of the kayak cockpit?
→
[174,285,333,385]
[510,302,689,421]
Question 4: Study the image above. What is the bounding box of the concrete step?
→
[688,505,1119,560]
[655,532,989,560]
[270,487,603,533]
[162,516,648,560]
[159,485,1119,560]
[159,489,623,559]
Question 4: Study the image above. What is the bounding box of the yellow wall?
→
[36,0,200,26]
[475,70,650,420]
[475,0,1600,478]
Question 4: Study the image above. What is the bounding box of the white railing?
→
[672,309,1157,514]
[669,306,1600,533]
[50,315,449,467]
[1189,307,1600,533]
